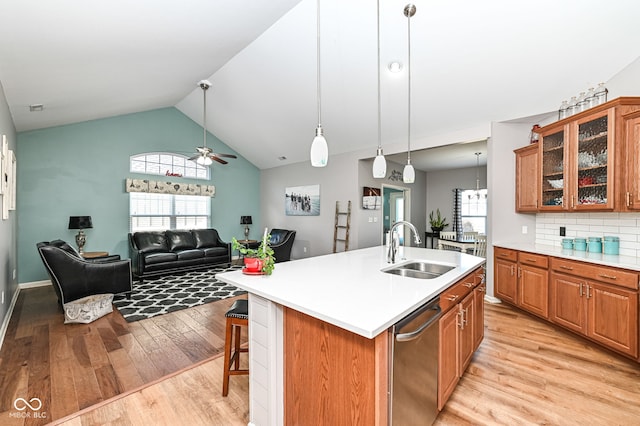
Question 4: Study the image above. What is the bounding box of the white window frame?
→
[129,192,211,233]
[461,188,488,234]
[130,152,210,180]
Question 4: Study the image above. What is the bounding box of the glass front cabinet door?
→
[539,110,615,211]
[540,126,567,211]
[570,110,614,210]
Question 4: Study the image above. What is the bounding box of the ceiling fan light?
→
[197,155,212,166]
[403,163,415,183]
[310,126,328,167]
[372,148,386,178]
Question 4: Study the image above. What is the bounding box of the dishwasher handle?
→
[395,304,442,342]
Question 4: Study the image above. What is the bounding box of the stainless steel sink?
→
[382,261,455,279]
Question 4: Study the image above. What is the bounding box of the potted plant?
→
[232,228,275,275]
[429,209,449,232]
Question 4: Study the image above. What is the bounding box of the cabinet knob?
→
[447,295,459,302]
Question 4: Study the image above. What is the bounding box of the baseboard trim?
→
[0,286,22,353]
[19,280,51,289]
[484,294,502,304]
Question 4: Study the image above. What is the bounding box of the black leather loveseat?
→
[128,228,231,280]
[37,240,133,305]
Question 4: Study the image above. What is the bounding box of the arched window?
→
[130,152,210,180]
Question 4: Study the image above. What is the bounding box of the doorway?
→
[382,184,412,245]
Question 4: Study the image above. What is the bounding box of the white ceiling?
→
[1,0,640,171]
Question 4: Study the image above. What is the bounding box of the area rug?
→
[113,265,245,322]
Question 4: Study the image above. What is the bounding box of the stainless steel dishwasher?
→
[389,297,442,425]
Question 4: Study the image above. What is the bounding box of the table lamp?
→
[240,216,252,240]
[68,215,93,254]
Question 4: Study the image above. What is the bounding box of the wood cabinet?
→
[438,266,484,410]
[494,247,517,304]
[473,269,486,350]
[623,110,640,210]
[549,257,639,358]
[515,97,640,212]
[515,144,539,212]
[517,252,549,319]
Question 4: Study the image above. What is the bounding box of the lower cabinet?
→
[494,247,640,361]
[550,258,639,358]
[438,267,484,410]
[494,248,549,319]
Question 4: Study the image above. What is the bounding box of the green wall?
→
[17,107,260,284]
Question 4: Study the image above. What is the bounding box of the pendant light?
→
[310,0,328,167]
[402,4,416,184]
[372,0,387,178]
[474,152,481,199]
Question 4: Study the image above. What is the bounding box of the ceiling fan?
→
[189,80,237,166]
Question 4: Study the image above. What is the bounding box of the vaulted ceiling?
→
[1,0,639,170]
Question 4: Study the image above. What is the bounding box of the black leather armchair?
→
[269,229,296,263]
[37,240,132,305]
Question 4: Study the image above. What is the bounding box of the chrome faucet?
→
[387,220,422,263]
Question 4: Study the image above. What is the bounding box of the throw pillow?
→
[63,294,114,324]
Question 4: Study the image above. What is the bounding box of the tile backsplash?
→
[536,212,640,257]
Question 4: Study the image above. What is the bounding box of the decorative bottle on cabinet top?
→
[594,82,608,105]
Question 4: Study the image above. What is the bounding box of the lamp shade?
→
[403,163,415,184]
[310,126,328,167]
[372,148,387,178]
[68,216,93,230]
[240,216,253,225]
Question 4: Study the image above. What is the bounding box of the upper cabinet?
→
[515,144,539,212]
[518,97,640,213]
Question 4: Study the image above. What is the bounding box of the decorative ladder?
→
[333,200,351,253]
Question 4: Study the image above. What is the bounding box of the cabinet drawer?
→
[441,274,475,313]
[550,258,638,290]
[518,252,548,268]
[494,247,517,262]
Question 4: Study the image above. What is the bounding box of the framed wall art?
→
[285,184,320,216]
[362,186,381,210]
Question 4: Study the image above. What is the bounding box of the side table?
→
[81,251,109,259]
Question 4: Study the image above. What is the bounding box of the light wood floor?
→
[2,286,640,425]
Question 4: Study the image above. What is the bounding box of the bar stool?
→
[222,298,249,396]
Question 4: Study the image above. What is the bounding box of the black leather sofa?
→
[128,228,231,280]
[37,240,133,305]
[269,229,296,263]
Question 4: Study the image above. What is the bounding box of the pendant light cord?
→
[203,84,207,149]
[316,0,322,128]
[377,0,382,151]
[406,6,414,164]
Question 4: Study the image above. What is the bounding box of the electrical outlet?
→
[560,226,566,236]
[522,225,528,234]
[1,291,4,305]
[303,247,308,253]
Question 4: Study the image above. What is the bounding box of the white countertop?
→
[494,241,640,272]
[217,246,485,339]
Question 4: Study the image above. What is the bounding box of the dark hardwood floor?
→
[0,285,246,425]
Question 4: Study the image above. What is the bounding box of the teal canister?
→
[561,238,573,250]
[603,236,620,255]
[587,237,602,253]
[573,237,587,251]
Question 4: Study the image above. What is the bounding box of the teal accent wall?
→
[17,107,260,284]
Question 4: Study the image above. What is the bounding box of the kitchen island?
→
[218,246,485,425]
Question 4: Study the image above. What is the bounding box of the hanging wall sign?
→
[125,178,215,197]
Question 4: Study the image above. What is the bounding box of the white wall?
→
[487,124,538,297]
[261,152,429,259]
[426,165,487,231]
[261,151,361,258]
